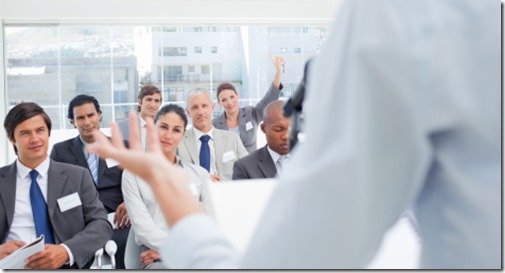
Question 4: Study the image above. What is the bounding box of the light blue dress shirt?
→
[160,0,501,269]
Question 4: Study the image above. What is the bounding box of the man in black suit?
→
[232,100,291,180]
[50,95,129,269]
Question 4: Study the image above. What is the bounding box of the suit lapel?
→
[47,160,67,218]
[184,128,199,164]
[258,146,277,178]
[237,108,248,142]
[215,113,228,130]
[0,162,18,232]
[213,129,224,174]
[70,137,88,168]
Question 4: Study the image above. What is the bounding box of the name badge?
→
[222,150,237,163]
[57,192,82,212]
[245,121,253,131]
[105,158,119,168]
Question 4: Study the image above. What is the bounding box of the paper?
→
[57,192,82,212]
[222,151,237,163]
[0,236,45,269]
[245,122,253,131]
[205,179,276,252]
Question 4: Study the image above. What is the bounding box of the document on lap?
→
[0,236,45,269]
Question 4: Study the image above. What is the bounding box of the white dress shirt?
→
[139,115,148,150]
[266,146,288,175]
[161,0,500,269]
[192,127,218,176]
[6,157,75,265]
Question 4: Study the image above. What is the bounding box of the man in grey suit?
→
[117,84,162,149]
[0,102,111,269]
[178,88,248,181]
[232,100,291,180]
[50,94,129,269]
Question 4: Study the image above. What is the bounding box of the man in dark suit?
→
[50,95,129,269]
[0,102,112,269]
[232,100,291,180]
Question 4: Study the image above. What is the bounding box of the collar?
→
[266,146,289,163]
[79,135,96,147]
[174,155,184,168]
[139,114,147,127]
[17,156,50,179]
[193,126,214,141]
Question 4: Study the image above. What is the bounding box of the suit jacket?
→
[212,83,281,153]
[50,136,126,213]
[177,127,248,180]
[117,117,131,142]
[232,145,277,180]
[0,160,112,268]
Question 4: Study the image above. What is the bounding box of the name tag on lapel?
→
[57,192,82,212]
[245,121,253,131]
[105,157,119,168]
[222,150,237,163]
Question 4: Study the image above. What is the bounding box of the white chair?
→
[124,228,143,269]
[90,240,117,269]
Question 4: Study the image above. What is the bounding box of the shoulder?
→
[212,113,226,127]
[214,128,238,139]
[52,137,74,149]
[50,160,87,174]
[237,148,261,163]
[0,162,16,176]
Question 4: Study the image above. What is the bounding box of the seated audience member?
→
[0,102,112,269]
[177,88,248,181]
[232,100,291,180]
[50,94,129,269]
[122,104,210,269]
[117,84,162,149]
[213,55,285,153]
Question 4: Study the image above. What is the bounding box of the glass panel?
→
[4,24,329,131]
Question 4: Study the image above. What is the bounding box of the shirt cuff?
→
[60,244,74,266]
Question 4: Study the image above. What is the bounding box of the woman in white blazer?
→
[212,55,284,153]
[121,104,210,269]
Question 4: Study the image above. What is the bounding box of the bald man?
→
[232,100,291,180]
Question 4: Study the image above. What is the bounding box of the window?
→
[201,65,210,75]
[164,86,185,102]
[5,24,328,131]
[162,47,187,56]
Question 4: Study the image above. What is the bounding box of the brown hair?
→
[216,82,237,100]
[4,102,52,155]
[137,84,162,112]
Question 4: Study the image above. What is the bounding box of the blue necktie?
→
[199,135,211,172]
[87,153,99,185]
[29,170,55,244]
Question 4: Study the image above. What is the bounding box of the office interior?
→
[0,0,438,268]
